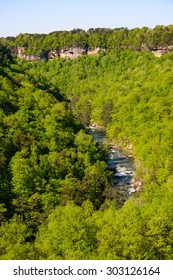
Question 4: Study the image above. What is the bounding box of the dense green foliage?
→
[1,25,173,57]
[1,27,173,259]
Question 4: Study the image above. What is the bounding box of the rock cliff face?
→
[151,47,167,57]
[15,45,171,60]
[60,47,86,59]
[15,47,40,60]
[47,50,59,59]
[14,46,103,60]
[151,46,173,57]
[87,47,102,55]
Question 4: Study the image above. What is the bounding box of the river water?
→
[88,126,136,201]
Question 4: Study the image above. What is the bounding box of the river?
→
[88,126,136,202]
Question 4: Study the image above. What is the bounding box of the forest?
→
[0,25,173,259]
[1,24,173,57]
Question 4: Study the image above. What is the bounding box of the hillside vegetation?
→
[1,25,173,58]
[0,26,173,259]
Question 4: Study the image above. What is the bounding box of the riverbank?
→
[88,126,143,205]
[88,125,142,194]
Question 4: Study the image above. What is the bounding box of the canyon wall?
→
[15,46,104,60]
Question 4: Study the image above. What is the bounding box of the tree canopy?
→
[1,25,173,58]
[1,27,173,259]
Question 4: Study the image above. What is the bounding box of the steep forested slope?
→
[0,54,110,259]
[27,49,173,185]
[1,31,173,259]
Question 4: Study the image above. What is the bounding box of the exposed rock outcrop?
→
[47,50,59,59]
[129,178,142,191]
[14,44,172,61]
[87,47,103,55]
[15,47,40,60]
[60,47,86,59]
[152,48,167,57]
[14,46,105,60]
[15,46,87,60]
[150,46,173,57]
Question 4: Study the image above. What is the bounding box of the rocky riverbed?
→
[88,126,142,202]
